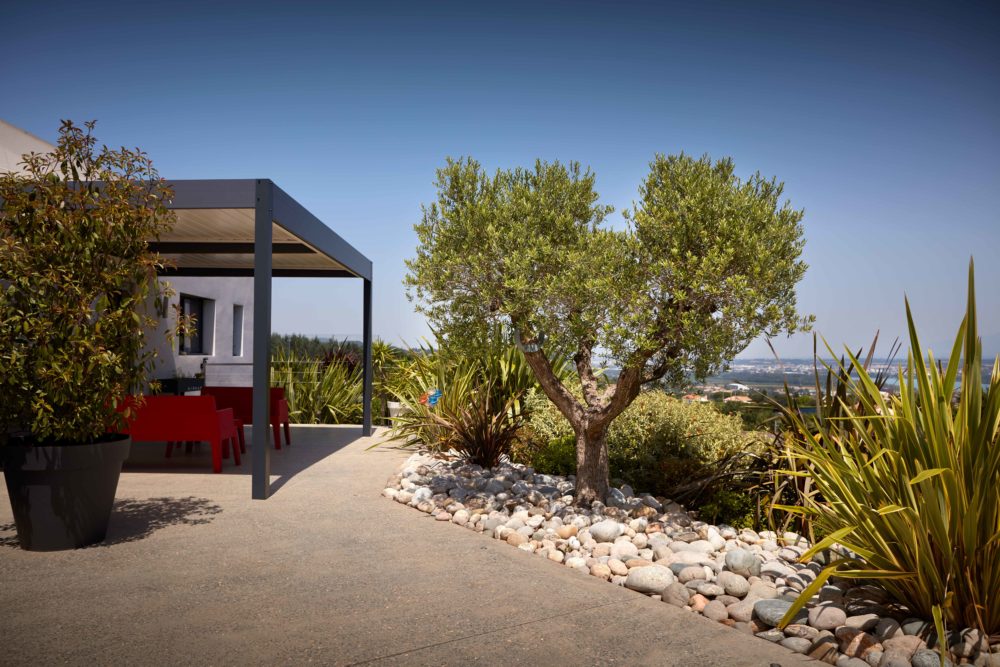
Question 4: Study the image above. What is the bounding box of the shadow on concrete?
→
[0,497,222,549]
[0,522,18,548]
[121,425,368,496]
[267,431,359,494]
[101,496,223,545]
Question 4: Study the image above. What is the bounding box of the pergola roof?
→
[155,179,372,281]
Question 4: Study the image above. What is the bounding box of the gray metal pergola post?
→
[362,278,373,437]
[252,180,274,500]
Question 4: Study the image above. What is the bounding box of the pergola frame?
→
[158,179,373,500]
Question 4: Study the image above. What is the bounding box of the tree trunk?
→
[574,423,610,505]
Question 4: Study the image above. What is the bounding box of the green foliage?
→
[270,350,363,424]
[384,333,566,465]
[764,331,901,541]
[717,401,777,431]
[0,120,176,443]
[524,390,751,497]
[428,376,526,468]
[270,334,361,360]
[407,153,809,385]
[778,262,1000,638]
[696,488,758,529]
[270,335,408,425]
[528,434,577,477]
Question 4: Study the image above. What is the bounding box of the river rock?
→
[703,600,729,622]
[809,605,848,631]
[781,637,813,654]
[662,582,691,607]
[912,649,952,667]
[608,558,628,576]
[678,566,706,583]
[748,581,780,600]
[836,627,882,658]
[590,519,623,543]
[725,548,760,577]
[754,599,807,627]
[727,600,756,623]
[590,563,611,580]
[717,571,750,598]
[695,582,725,597]
[624,565,675,595]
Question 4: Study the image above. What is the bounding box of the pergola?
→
[153,179,373,500]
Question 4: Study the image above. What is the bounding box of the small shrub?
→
[696,488,758,528]
[429,378,525,467]
[529,435,577,477]
[523,389,752,498]
[383,332,569,465]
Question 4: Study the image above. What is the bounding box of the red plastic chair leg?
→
[284,422,291,447]
[230,436,241,466]
[165,441,174,458]
[272,422,282,450]
[210,438,223,474]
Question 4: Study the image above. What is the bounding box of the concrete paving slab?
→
[0,426,811,666]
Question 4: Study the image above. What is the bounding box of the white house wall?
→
[149,277,255,387]
[0,119,55,175]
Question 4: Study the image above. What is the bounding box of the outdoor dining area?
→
[147,178,374,498]
[122,387,291,474]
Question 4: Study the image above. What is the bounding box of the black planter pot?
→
[1,435,131,551]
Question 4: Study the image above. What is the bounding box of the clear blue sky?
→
[3,0,998,359]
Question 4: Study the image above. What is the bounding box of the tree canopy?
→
[406,153,810,500]
[408,154,808,383]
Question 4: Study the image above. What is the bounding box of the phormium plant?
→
[778,261,1000,643]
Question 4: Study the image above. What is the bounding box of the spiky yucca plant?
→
[779,261,1000,642]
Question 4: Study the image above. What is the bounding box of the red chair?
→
[201,387,291,450]
[123,396,242,473]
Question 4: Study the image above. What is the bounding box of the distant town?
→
[602,357,995,400]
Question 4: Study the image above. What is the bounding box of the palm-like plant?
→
[779,261,1000,643]
[382,330,569,465]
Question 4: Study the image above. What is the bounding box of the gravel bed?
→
[384,454,999,666]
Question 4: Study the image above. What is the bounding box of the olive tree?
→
[406,154,809,502]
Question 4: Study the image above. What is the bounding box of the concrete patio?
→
[0,426,810,666]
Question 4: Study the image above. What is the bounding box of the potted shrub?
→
[0,120,178,550]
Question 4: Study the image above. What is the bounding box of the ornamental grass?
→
[780,261,1000,640]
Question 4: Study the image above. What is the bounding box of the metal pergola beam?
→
[149,242,314,254]
[160,268,356,278]
[271,183,372,281]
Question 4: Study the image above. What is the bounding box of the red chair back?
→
[125,395,223,441]
[202,387,286,424]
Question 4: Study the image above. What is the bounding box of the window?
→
[178,294,214,355]
[232,304,244,356]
